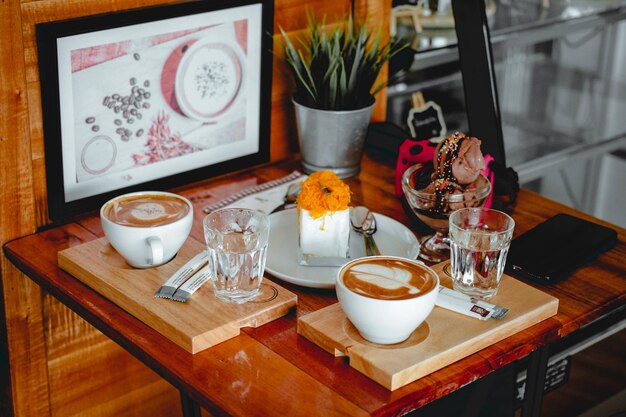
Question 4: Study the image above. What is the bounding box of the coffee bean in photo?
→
[114,119,122,126]
[144,80,150,87]
[129,77,137,86]
[142,102,150,109]
[85,117,95,124]
[133,53,141,61]
[102,96,110,106]
[121,135,129,142]
[136,129,144,137]
[91,125,100,132]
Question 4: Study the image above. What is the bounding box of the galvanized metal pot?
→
[293,99,375,178]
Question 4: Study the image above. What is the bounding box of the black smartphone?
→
[505,213,618,284]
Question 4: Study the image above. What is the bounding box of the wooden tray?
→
[59,237,297,354]
[297,262,558,390]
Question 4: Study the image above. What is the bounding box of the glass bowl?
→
[401,163,492,263]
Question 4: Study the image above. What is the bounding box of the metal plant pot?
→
[293,99,375,178]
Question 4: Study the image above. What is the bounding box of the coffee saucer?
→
[266,209,420,289]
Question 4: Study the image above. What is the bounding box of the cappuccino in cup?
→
[337,256,439,344]
[341,257,437,301]
[101,191,193,268]
[102,194,190,227]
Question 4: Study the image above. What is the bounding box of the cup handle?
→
[147,236,163,266]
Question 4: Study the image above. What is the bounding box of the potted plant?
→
[278,13,407,177]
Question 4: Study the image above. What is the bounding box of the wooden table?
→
[4,155,626,417]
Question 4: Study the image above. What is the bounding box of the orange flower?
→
[296,171,351,218]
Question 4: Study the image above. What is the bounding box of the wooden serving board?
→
[297,262,558,390]
[59,237,297,354]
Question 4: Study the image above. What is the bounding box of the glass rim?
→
[203,207,269,222]
[202,207,270,241]
[449,207,516,235]
[401,163,492,202]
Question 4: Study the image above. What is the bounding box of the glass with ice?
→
[203,208,270,303]
[449,208,515,299]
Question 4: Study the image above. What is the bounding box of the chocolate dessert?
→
[413,132,487,215]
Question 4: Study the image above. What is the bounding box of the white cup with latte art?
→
[101,191,193,268]
[337,256,439,344]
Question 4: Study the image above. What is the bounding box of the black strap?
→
[452,0,507,165]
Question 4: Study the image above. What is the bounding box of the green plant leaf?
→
[277,10,409,110]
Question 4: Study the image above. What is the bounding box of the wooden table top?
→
[5,154,626,416]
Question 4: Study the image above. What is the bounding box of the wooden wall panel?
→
[354,0,393,121]
[0,0,48,415]
[1,0,392,416]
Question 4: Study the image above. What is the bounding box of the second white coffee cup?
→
[101,191,193,268]
[336,256,439,344]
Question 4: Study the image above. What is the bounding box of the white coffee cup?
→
[100,191,193,268]
[336,256,439,344]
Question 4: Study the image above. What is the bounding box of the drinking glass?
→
[449,208,515,299]
[203,208,270,303]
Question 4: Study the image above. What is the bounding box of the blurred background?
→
[388,2,626,416]
[388,0,626,229]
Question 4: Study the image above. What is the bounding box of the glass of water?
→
[203,208,270,303]
[449,208,515,299]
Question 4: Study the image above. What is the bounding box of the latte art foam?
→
[341,258,437,300]
[103,194,189,227]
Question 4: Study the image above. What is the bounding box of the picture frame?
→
[36,0,274,221]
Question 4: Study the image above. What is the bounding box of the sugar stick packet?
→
[171,264,212,302]
[155,251,209,299]
[436,286,509,320]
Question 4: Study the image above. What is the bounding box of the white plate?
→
[175,37,245,122]
[265,209,420,289]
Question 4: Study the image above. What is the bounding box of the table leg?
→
[521,346,549,417]
[180,391,202,417]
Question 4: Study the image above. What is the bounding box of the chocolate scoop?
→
[452,136,485,184]
[433,133,485,185]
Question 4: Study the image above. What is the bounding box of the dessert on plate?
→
[296,171,351,266]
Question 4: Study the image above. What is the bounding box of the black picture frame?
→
[37,0,274,221]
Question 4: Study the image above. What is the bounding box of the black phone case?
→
[505,213,618,284]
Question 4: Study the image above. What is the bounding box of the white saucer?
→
[265,209,420,289]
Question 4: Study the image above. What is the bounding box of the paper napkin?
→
[203,171,307,214]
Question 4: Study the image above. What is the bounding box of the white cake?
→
[299,208,350,263]
[295,170,352,265]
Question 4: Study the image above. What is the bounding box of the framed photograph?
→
[37,0,274,221]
